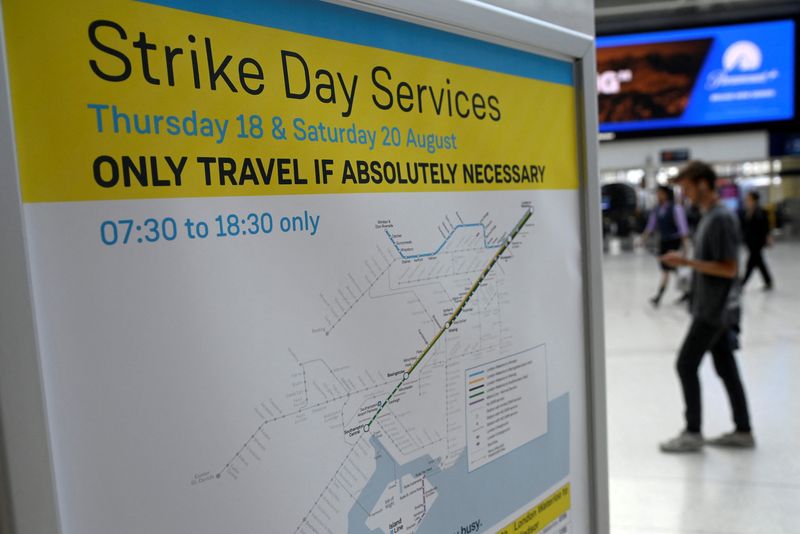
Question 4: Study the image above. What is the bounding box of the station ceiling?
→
[596,0,800,34]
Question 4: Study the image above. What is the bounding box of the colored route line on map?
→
[386,222,502,260]
[365,208,532,431]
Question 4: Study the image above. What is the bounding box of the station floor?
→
[603,240,800,534]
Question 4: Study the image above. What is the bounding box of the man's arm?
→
[661,251,738,279]
[640,210,657,242]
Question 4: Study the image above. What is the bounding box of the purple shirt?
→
[645,203,689,237]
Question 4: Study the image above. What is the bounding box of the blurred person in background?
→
[636,177,656,232]
[658,161,754,453]
[639,185,690,307]
[741,191,774,290]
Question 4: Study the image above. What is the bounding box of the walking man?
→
[658,161,754,452]
[741,191,774,290]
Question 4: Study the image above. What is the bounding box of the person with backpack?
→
[640,185,690,307]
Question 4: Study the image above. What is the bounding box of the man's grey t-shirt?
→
[691,203,741,325]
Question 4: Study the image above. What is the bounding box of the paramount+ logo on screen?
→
[705,40,779,91]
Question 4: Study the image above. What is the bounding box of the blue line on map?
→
[386,223,502,261]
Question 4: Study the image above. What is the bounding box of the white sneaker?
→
[706,431,756,448]
[660,431,704,453]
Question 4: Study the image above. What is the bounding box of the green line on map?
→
[364,209,532,431]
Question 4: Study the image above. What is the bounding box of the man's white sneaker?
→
[659,431,704,453]
[706,431,756,448]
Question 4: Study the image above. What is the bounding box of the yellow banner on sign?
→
[497,484,571,534]
[4,0,578,202]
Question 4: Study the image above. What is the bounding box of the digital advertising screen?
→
[597,20,796,133]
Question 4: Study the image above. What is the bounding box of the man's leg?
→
[754,248,773,288]
[710,328,752,434]
[652,270,669,307]
[661,320,718,452]
[741,249,757,286]
[675,320,718,433]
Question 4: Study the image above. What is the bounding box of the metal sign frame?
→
[0,1,607,532]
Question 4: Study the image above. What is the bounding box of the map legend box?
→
[466,345,548,472]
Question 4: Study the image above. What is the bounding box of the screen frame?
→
[597,15,800,140]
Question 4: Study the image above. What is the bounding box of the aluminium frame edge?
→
[576,45,610,534]
[0,4,64,534]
